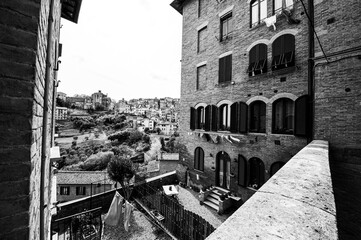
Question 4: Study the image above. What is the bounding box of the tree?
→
[107,156,135,200]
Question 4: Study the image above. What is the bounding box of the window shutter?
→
[219,57,225,83]
[190,107,196,130]
[205,105,211,131]
[200,148,204,171]
[250,46,258,64]
[225,55,232,82]
[230,102,239,133]
[259,44,267,61]
[294,95,309,136]
[194,148,199,169]
[238,155,247,186]
[283,34,295,53]
[239,102,248,133]
[211,105,218,131]
[272,36,283,57]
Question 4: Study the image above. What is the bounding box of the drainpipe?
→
[307,0,315,143]
[40,0,55,239]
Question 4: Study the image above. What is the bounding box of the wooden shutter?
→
[205,105,211,131]
[219,57,226,83]
[238,155,247,186]
[272,36,283,57]
[284,34,295,53]
[190,107,196,130]
[211,105,218,131]
[249,45,258,64]
[200,148,204,171]
[259,44,267,61]
[225,55,232,82]
[294,95,309,136]
[239,102,248,133]
[194,148,199,169]
[230,102,239,133]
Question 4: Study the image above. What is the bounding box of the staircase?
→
[203,187,230,212]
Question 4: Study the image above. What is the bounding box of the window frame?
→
[60,186,70,195]
[218,54,232,84]
[273,0,293,15]
[219,103,230,131]
[250,0,268,28]
[249,101,266,133]
[272,98,294,135]
[248,157,265,189]
[196,64,206,90]
[271,34,295,71]
[196,106,205,130]
[76,186,86,195]
[248,44,268,76]
[197,26,207,53]
[194,147,204,172]
[220,12,233,41]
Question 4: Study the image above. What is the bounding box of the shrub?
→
[81,151,114,171]
[108,130,130,143]
[142,134,150,144]
[129,130,143,144]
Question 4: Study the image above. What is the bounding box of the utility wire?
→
[299,0,329,63]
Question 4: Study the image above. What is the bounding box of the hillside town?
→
[1,0,361,240]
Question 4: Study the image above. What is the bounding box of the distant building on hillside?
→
[66,97,85,109]
[55,107,68,120]
[91,90,111,110]
[56,171,115,203]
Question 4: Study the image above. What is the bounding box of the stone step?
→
[213,186,230,194]
[208,193,220,200]
[203,200,219,211]
[206,196,219,205]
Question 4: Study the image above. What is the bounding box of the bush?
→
[129,130,143,144]
[142,134,150,144]
[108,130,130,143]
[81,151,114,171]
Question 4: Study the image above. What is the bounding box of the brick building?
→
[171,0,361,206]
[0,0,82,239]
[56,171,115,203]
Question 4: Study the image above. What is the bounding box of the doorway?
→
[216,151,231,189]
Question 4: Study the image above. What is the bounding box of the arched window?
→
[248,43,267,76]
[219,104,230,131]
[249,157,265,189]
[270,161,285,176]
[238,155,247,187]
[272,34,295,71]
[273,98,294,134]
[249,101,266,133]
[194,147,204,171]
[196,106,205,130]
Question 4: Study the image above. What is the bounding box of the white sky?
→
[58,0,182,101]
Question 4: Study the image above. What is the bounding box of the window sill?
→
[249,21,266,31]
[270,133,296,137]
[271,65,297,75]
[248,132,267,136]
[215,81,233,88]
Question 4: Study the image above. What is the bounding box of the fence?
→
[133,183,215,240]
[51,207,102,240]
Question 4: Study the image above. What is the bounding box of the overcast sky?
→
[58,0,182,101]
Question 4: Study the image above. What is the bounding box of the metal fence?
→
[134,183,215,240]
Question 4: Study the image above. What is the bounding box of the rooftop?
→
[56,171,114,185]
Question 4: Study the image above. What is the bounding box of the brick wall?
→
[313,0,361,164]
[177,0,310,201]
[0,0,62,238]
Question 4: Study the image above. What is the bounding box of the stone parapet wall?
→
[207,140,337,239]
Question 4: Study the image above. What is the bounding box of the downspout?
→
[307,0,315,143]
[40,0,55,239]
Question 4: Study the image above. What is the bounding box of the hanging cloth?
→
[104,191,123,226]
[229,135,241,143]
[264,15,277,31]
[124,200,134,231]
